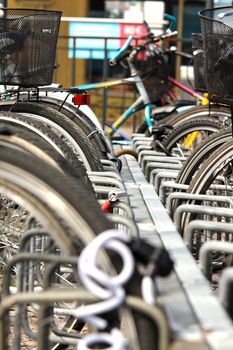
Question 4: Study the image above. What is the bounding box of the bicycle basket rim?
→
[0,8,62,15]
[0,8,62,21]
[198,6,233,27]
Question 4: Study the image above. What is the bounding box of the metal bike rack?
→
[144,162,182,180]
[174,204,233,233]
[115,148,233,350]
[141,155,183,173]
[219,267,233,320]
[167,192,233,216]
[106,213,139,238]
[199,241,233,282]
[136,144,154,153]
[184,220,233,257]
[153,170,180,193]
[138,149,166,164]
[159,181,188,204]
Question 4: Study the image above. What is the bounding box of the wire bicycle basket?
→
[135,46,169,103]
[0,8,62,87]
[192,33,207,92]
[199,6,233,103]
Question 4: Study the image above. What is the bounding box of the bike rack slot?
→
[158,181,188,204]
[153,170,180,193]
[144,162,182,180]
[219,267,233,320]
[184,220,233,259]
[138,149,167,164]
[167,192,233,216]
[141,155,183,173]
[106,213,139,238]
[199,241,233,282]
[174,204,233,233]
[149,168,179,188]
[136,144,154,153]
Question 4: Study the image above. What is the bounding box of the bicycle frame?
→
[75,29,207,141]
[77,65,154,141]
[77,73,206,141]
[168,76,204,102]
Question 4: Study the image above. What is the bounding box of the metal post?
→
[175,0,184,97]
[71,37,76,86]
[102,38,108,130]
[205,0,214,7]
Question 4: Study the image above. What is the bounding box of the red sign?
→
[119,23,148,46]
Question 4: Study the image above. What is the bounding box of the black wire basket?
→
[135,46,169,103]
[199,6,233,103]
[0,8,62,87]
[192,33,207,92]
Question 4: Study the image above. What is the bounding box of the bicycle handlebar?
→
[157,30,178,42]
[170,46,193,59]
[217,8,233,19]
[164,13,176,31]
[109,30,178,66]
[109,35,133,66]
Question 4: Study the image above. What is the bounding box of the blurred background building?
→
[1,0,231,87]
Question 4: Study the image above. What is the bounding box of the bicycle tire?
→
[155,104,231,127]
[0,122,94,192]
[181,138,233,234]
[0,146,114,349]
[0,144,162,350]
[9,102,103,172]
[158,117,222,155]
[34,98,110,159]
[171,127,232,217]
[0,112,93,188]
[136,104,231,134]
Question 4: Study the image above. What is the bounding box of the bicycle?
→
[67,26,231,159]
[0,8,112,170]
[72,30,206,141]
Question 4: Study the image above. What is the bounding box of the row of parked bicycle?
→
[1,4,233,350]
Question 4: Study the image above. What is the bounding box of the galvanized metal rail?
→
[115,143,233,350]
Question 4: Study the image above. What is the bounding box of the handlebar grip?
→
[217,9,233,19]
[160,30,178,41]
[175,50,193,59]
[164,13,177,30]
[109,35,134,65]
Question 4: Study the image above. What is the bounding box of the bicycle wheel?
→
[136,104,231,134]
[9,102,103,172]
[170,127,232,217]
[0,145,112,258]
[0,122,94,191]
[155,104,231,127]
[0,147,165,350]
[32,97,110,160]
[180,138,233,234]
[0,146,113,349]
[0,112,94,188]
[156,118,222,157]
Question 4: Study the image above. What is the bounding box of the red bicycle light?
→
[73,94,90,105]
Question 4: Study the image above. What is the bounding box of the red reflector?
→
[101,200,113,213]
[73,94,90,105]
